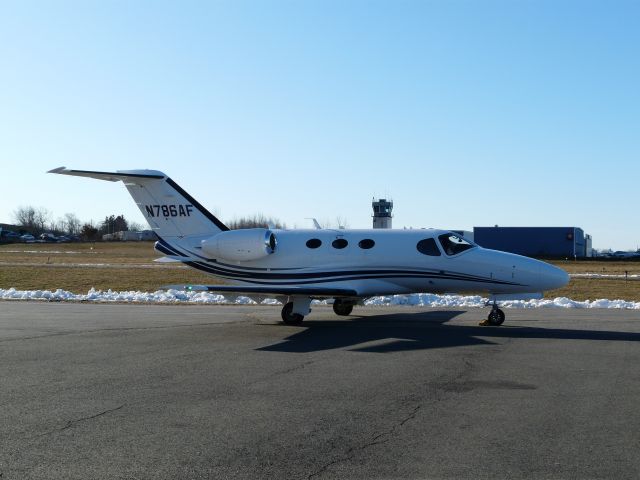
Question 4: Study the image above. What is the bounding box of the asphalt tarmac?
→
[1,302,640,479]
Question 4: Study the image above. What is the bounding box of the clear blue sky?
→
[1,1,638,250]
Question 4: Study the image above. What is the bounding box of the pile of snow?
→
[1,288,639,310]
[364,293,640,310]
[0,287,236,304]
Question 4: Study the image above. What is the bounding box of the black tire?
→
[281,302,304,325]
[487,308,505,326]
[332,301,353,316]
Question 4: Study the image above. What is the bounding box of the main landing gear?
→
[281,296,312,325]
[480,301,505,326]
[332,299,353,316]
[280,297,355,324]
[281,302,304,325]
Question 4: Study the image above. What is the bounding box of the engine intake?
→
[201,228,277,262]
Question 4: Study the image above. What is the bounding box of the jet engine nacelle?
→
[201,228,277,262]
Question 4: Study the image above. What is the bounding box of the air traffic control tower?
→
[372,198,393,229]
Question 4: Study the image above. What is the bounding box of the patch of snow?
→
[0,262,187,269]
[571,273,639,279]
[0,250,92,254]
[364,294,640,310]
[0,288,639,309]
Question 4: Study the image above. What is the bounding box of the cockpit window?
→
[438,233,475,256]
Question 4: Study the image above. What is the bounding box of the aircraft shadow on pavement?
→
[257,311,640,354]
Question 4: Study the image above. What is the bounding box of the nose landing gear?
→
[480,301,505,326]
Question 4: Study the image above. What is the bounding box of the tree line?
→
[10,206,349,241]
[10,206,143,241]
[225,214,286,230]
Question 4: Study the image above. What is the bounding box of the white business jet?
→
[49,167,569,326]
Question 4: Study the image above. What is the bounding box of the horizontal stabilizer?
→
[49,166,229,236]
[48,167,166,182]
[162,284,359,298]
[154,256,184,263]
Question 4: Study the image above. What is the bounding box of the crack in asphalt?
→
[0,331,85,343]
[307,404,422,479]
[32,404,125,439]
[274,360,315,376]
[244,360,316,390]
[307,356,479,479]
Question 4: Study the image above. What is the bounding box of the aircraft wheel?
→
[333,301,353,316]
[487,308,505,326]
[281,302,304,325]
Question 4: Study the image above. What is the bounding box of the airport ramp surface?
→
[1,303,640,479]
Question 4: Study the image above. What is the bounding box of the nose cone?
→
[539,262,570,291]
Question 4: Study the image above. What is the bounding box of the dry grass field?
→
[550,259,640,276]
[545,259,640,301]
[1,242,639,301]
[0,242,215,292]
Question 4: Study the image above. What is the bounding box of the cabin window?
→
[306,238,322,249]
[332,238,348,249]
[438,233,475,256]
[358,239,375,249]
[416,238,441,256]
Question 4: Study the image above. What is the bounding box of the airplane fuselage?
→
[51,167,570,325]
[156,228,568,298]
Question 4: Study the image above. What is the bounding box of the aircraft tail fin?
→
[48,167,228,238]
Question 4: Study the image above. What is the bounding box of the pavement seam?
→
[0,321,250,343]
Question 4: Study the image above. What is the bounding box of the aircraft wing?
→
[163,284,359,298]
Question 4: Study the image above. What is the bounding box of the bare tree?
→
[128,221,145,232]
[335,216,349,230]
[227,214,285,230]
[63,213,81,235]
[49,218,65,235]
[13,206,51,234]
[33,208,50,233]
[13,206,36,229]
[316,216,349,229]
